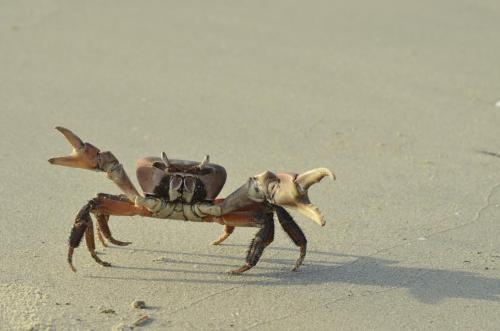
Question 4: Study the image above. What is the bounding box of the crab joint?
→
[96,151,140,201]
[135,196,175,218]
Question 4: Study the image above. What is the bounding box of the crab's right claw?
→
[253,168,334,227]
[48,127,101,170]
[289,168,334,227]
[295,168,335,191]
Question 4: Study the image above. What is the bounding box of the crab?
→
[48,127,334,274]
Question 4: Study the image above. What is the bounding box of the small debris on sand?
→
[112,323,134,331]
[132,300,146,309]
[133,315,150,326]
[100,308,116,314]
[153,256,169,262]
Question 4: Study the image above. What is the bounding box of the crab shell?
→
[136,157,227,200]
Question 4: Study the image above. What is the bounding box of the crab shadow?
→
[86,245,500,304]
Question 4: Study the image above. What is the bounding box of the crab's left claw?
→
[49,126,141,201]
[48,127,101,170]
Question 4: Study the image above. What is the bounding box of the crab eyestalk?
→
[161,152,171,168]
[199,155,209,168]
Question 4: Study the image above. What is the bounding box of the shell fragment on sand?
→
[132,300,146,309]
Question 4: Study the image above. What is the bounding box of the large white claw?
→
[266,167,334,226]
[294,203,326,227]
[295,168,335,192]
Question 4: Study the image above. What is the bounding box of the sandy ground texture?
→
[1,0,500,330]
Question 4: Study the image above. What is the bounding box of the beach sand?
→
[1,0,500,330]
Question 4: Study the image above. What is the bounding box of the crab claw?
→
[48,127,100,170]
[293,200,326,227]
[254,168,334,226]
[55,126,84,149]
[295,168,335,191]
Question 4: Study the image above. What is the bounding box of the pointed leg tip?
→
[55,126,72,133]
[68,247,76,272]
[292,261,304,272]
[55,126,71,135]
[228,264,252,274]
[48,158,56,164]
[314,218,326,227]
[113,241,132,246]
[228,267,244,275]
[292,262,304,272]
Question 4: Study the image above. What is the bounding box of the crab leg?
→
[229,213,275,274]
[210,205,308,271]
[48,127,140,201]
[67,194,150,272]
[68,203,93,272]
[205,210,275,274]
[84,218,111,268]
[274,205,307,271]
[95,223,108,248]
[95,214,132,246]
[211,225,235,245]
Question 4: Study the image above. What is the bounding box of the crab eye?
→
[170,175,183,190]
[183,176,196,192]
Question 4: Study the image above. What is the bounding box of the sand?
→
[1,0,500,330]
